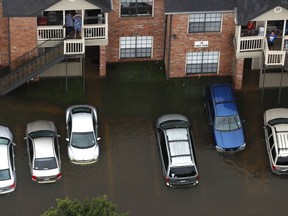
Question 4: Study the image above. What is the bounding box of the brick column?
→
[99,45,107,77]
[234,58,244,90]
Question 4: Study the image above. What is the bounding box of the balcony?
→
[37,11,108,55]
[234,26,287,66]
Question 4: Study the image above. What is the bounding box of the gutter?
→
[166,14,172,80]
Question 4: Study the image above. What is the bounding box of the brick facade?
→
[9,18,37,61]
[0,3,9,66]
[234,58,244,90]
[0,1,246,89]
[165,13,236,78]
[106,0,165,63]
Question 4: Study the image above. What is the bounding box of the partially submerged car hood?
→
[214,129,245,149]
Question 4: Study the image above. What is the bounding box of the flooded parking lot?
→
[1,61,288,216]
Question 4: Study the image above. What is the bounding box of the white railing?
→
[263,39,286,66]
[237,36,264,52]
[38,26,64,40]
[83,24,106,39]
[64,30,85,55]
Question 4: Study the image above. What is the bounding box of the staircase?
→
[0,39,66,96]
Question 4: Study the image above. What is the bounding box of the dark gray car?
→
[156,114,199,187]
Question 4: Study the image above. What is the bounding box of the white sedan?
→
[0,125,16,194]
[66,105,100,164]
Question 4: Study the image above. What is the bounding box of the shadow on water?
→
[2,61,288,215]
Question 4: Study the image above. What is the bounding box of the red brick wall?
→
[9,17,37,61]
[234,58,244,90]
[165,13,236,78]
[99,45,106,77]
[0,2,9,66]
[106,0,165,63]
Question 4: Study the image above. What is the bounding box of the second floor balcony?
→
[234,20,288,67]
[37,9,108,55]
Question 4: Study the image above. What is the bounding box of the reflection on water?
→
[1,66,288,216]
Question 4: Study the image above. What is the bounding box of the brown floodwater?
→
[1,62,288,216]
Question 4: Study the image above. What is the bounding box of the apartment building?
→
[1,0,288,95]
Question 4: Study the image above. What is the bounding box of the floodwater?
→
[1,61,288,216]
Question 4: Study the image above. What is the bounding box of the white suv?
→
[264,108,288,174]
[156,114,199,187]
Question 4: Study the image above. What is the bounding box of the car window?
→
[268,134,274,148]
[0,137,9,145]
[9,145,14,169]
[0,169,11,181]
[271,146,277,162]
[268,118,288,126]
[159,130,169,171]
[53,137,60,159]
[215,115,241,131]
[71,132,96,148]
[169,166,197,178]
[29,130,55,139]
[34,157,57,170]
[276,156,288,166]
[160,120,189,130]
[28,140,34,162]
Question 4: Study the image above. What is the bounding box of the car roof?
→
[264,108,288,124]
[72,112,94,132]
[27,120,56,134]
[166,128,193,166]
[0,145,9,169]
[34,137,55,158]
[275,131,288,156]
[0,125,12,141]
[157,114,189,126]
[211,84,235,104]
[215,103,238,116]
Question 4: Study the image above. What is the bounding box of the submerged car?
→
[25,120,61,183]
[264,108,288,174]
[0,126,16,194]
[66,105,100,164]
[204,83,246,152]
[156,114,199,187]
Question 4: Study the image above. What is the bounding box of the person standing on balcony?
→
[247,21,255,36]
[73,13,82,39]
[267,30,281,50]
[65,12,74,38]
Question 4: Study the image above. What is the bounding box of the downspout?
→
[166,14,172,79]
[8,17,11,65]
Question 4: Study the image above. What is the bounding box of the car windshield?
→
[268,118,288,126]
[215,115,242,131]
[169,166,197,178]
[276,156,288,166]
[160,120,189,130]
[0,137,9,145]
[29,130,55,139]
[71,132,96,149]
[0,169,11,181]
[34,157,57,170]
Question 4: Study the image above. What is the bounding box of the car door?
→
[204,87,214,127]
[26,138,34,172]
[157,129,169,177]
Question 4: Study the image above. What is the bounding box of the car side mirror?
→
[66,138,69,142]
[97,137,101,141]
[13,142,16,146]
[242,119,246,123]
[57,134,61,138]
[24,137,28,140]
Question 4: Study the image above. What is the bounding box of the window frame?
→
[120,0,153,17]
[186,51,220,74]
[188,12,222,33]
[119,36,153,59]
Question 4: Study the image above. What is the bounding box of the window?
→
[121,0,153,17]
[186,51,219,74]
[159,130,169,171]
[189,13,222,33]
[120,36,152,58]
